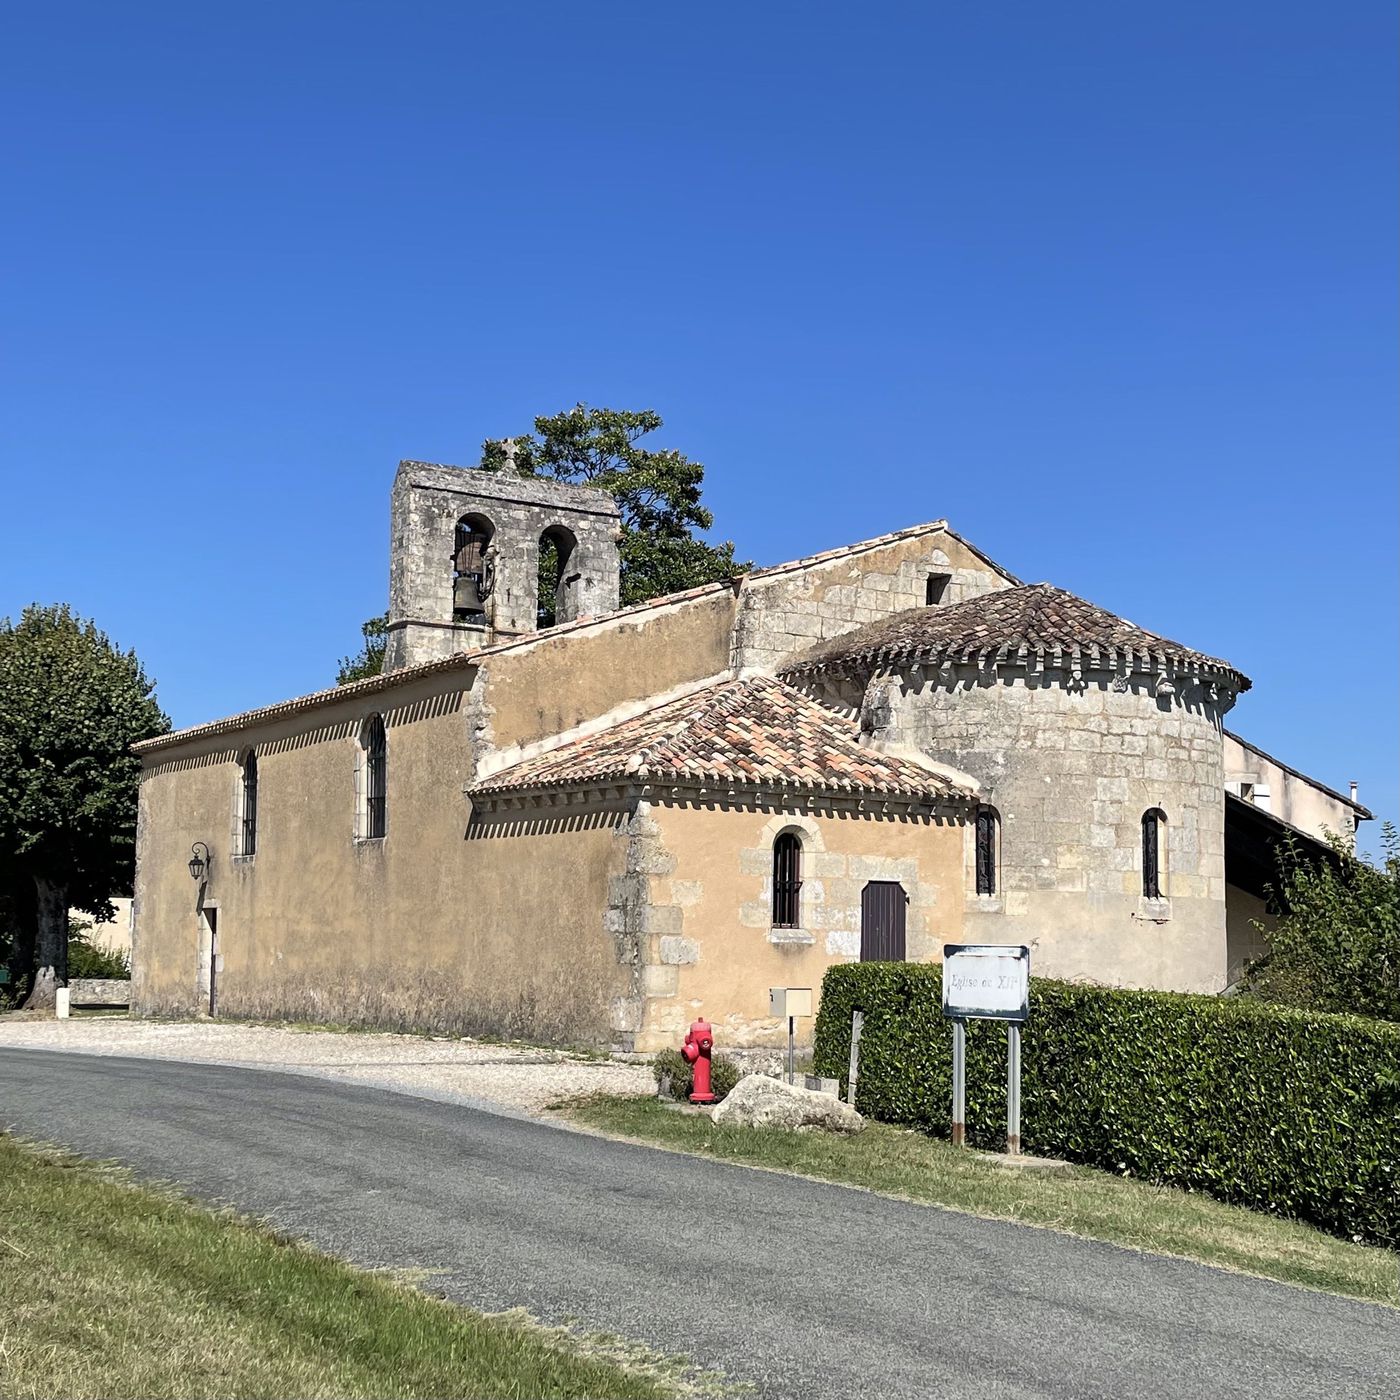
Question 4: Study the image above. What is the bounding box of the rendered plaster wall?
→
[875,664,1235,993]
[625,797,967,1052]
[731,528,1013,672]
[1223,732,1361,843]
[1225,882,1276,984]
[133,672,632,1044]
[386,460,621,669]
[478,590,738,751]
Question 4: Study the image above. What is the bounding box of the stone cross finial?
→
[499,437,519,475]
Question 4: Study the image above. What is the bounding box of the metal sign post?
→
[951,1018,967,1147]
[1006,1023,1021,1155]
[769,987,813,1086]
[941,944,1030,1152]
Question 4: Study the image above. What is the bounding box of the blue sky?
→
[3,3,1395,844]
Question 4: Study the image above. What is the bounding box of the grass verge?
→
[0,1133,681,1400]
[566,1094,1400,1310]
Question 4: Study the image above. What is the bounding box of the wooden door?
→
[860,881,907,962]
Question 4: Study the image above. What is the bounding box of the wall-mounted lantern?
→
[188,841,211,882]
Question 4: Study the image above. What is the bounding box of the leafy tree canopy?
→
[1239,824,1400,1023]
[0,605,168,1005]
[336,613,388,686]
[480,405,749,611]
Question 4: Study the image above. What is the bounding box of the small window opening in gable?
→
[361,715,387,840]
[925,572,952,605]
[1142,808,1166,899]
[975,805,999,896]
[238,750,258,857]
[453,515,494,621]
[772,832,803,928]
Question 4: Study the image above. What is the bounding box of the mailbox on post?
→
[770,987,813,1084]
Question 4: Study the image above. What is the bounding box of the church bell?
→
[454,572,485,615]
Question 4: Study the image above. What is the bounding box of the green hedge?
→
[813,963,1400,1247]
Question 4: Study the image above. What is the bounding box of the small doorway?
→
[860,881,907,962]
[199,907,220,1016]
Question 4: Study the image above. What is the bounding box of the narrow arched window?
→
[363,715,387,840]
[239,751,258,857]
[975,806,999,896]
[1142,808,1166,899]
[772,833,803,928]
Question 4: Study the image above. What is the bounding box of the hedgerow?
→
[813,963,1400,1247]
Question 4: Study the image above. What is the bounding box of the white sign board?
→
[770,986,813,1019]
[942,944,1030,1023]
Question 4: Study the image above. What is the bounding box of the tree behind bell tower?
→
[479,405,748,607]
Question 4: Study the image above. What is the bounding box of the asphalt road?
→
[2,1049,1396,1400]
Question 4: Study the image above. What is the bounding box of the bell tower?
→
[383,445,622,671]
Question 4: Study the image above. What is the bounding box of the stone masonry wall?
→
[874,663,1235,993]
[732,534,1011,672]
[386,460,620,670]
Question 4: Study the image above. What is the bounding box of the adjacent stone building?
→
[129,455,1371,1049]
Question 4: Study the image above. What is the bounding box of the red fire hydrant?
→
[682,1017,717,1103]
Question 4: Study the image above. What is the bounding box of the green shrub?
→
[652,1047,741,1103]
[67,918,131,981]
[814,962,1400,1247]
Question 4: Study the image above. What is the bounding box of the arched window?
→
[238,751,258,857]
[453,515,494,620]
[1142,809,1166,899]
[975,805,999,896]
[538,525,578,628]
[772,832,803,928]
[361,715,387,840]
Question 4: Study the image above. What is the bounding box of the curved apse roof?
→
[781,583,1250,690]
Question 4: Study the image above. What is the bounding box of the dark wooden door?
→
[860,881,907,962]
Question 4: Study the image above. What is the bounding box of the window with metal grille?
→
[975,806,998,896]
[1142,809,1165,898]
[364,716,387,840]
[772,833,802,928]
[240,752,258,857]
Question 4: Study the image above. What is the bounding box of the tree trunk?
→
[4,878,37,1004]
[23,876,67,1011]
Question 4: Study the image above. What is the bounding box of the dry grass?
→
[567,1094,1400,1310]
[0,1134,678,1400]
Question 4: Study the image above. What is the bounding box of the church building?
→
[130,454,1370,1049]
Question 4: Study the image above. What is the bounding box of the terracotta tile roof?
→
[472,675,969,801]
[782,583,1250,690]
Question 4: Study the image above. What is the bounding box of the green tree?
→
[336,613,388,685]
[1239,824,1400,1022]
[0,606,169,1008]
[481,405,748,613]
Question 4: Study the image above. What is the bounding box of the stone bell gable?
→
[385,452,622,670]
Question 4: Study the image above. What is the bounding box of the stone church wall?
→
[132,670,635,1044]
[731,527,1012,671]
[875,664,1232,993]
[621,796,967,1052]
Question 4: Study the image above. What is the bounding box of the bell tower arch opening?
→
[538,524,579,628]
[452,514,495,622]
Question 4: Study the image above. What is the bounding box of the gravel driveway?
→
[0,1017,653,1115]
